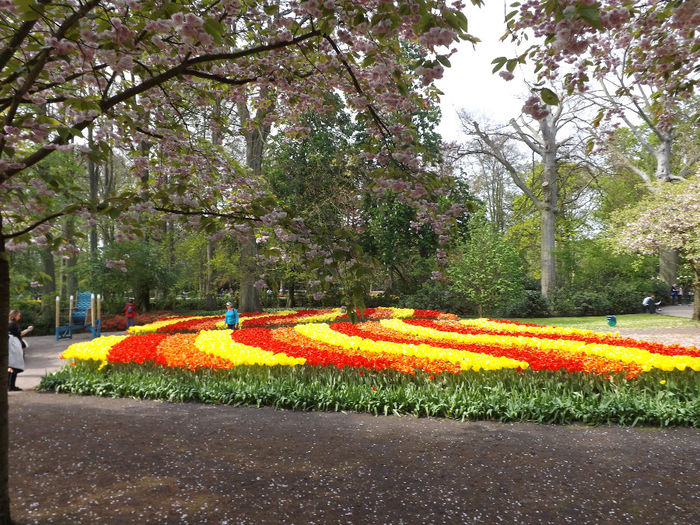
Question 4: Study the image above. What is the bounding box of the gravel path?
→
[9,392,700,524]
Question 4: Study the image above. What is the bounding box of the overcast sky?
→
[435,2,529,142]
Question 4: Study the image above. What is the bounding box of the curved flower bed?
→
[63,313,699,377]
[125,307,454,334]
[50,310,700,426]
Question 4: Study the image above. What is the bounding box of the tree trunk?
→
[286,281,296,308]
[540,206,556,298]
[39,247,57,327]
[88,127,99,255]
[63,217,78,297]
[204,240,216,310]
[693,266,700,322]
[659,248,679,288]
[0,224,11,523]
[538,117,559,298]
[203,100,222,312]
[135,285,150,312]
[237,97,270,313]
[239,235,260,313]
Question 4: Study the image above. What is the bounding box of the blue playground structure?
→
[55,292,102,340]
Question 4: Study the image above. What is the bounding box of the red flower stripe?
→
[155,317,221,333]
[333,321,643,377]
[276,327,463,375]
[406,319,700,358]
[107,333,169,364]
[335,308,448,322]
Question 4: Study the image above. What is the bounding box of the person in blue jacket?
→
[224,301,239,330]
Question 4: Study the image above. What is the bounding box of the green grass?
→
[40,362,699,427]
[509,313,700,331]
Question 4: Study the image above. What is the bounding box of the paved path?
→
[15,330,94,391]
[12,303,696,391]
[657,303,694,318]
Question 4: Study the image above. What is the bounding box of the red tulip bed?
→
[42,308,699,426]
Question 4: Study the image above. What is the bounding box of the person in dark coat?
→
[8,309,33,391]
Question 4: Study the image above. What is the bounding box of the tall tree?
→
[586,89,700,285]
[459,96,588,297]
[236,93,271,312]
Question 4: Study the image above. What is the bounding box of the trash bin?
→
[606,315,616,327]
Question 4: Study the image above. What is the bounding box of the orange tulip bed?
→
[41,308,699,426]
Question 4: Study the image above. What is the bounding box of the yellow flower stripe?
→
[383,319,700,373]
[60,335,127,362]
[460,318,615,338]
[379,307,415,318]
[194,330,305,367]
[297,309,344,323]
[295,323,528,371]
[127,316,213,334]
[239,311,297,326]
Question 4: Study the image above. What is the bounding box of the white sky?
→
[435,1,529,142]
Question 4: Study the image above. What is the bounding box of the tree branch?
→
[323,34,391,138]
[0,0,52,74]
[470,122,543,208]
[182,69,257,86]
[2,29,322,180]
[152,206,257,222]
[509,118,544,156]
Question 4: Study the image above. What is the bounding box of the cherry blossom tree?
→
[500,0,699,108]
[614,177,700,321]
[0,1,475,521]
[588,90,700,284]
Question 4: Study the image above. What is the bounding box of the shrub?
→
[497,290,551,318]
[447,223,526,317]
[396,280,471,315]
[549,283,656,316]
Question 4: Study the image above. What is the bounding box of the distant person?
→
[8,309,33,391]
[681,284,691,305]
[124,298,137,330]
[224,301,239,330]
[642,294,660,314]
[670,284,680,305]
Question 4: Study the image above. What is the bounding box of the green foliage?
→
[546,280,671,317]
[361,195,438,293]
[545,238,664,316]
[41,362,699,427]
[561,238,658,289]
[397,280,468,315]
[447,221,526,317]
[496,289,551,318]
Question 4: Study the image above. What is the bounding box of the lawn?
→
[512,313,699,330]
